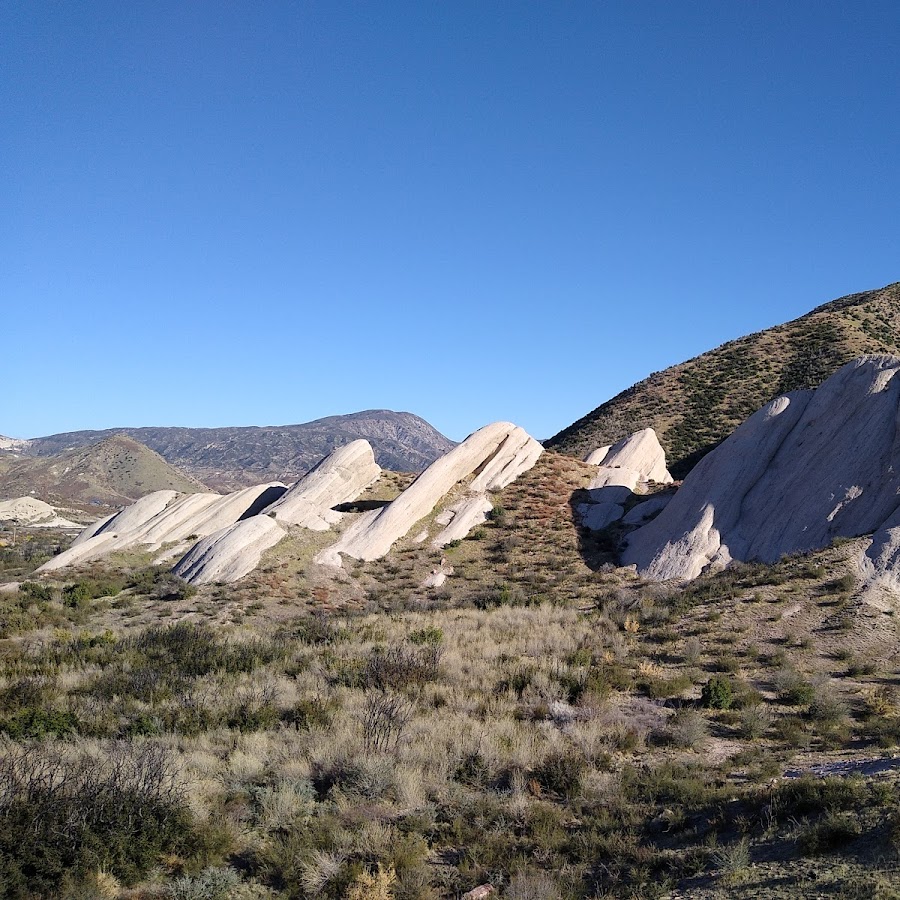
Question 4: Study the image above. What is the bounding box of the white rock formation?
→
[578,428,673,531]
[0,497,80,528]
[622,492,672,526]
[316,422,542,566]
[431,495,493,549]
[587,428,672,491]
[38,483,286,572]
[623,356,900,583]
[261,440,381,529]
[172,517,286,585]
[584,445,611,465]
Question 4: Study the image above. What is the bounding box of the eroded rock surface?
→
[623,356,900,583]
[578,428,673,531]
[172,517,286,585]
[38,483,286,572]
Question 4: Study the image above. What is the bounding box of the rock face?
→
[586,428,672,490]
[577,428,672,531]
[172,517,286,585]
[37,483,286,572]
[0,497,81,528]
[317,422,542,566]
[261,440,381,529]
[623,355,900,583]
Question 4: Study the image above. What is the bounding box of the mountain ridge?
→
[19,409,456,491]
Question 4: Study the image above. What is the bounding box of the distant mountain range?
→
[2,410,456,496]
[548,281,900,477]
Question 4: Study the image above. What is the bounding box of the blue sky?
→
[3,1,898,442]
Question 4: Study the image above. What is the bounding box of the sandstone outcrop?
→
[38,483,286,572]
[316,422,542,566]
[172,517,286,585]
[578,428,672,531]
[623,356,900,583]
[0,497,80,529]
[261,440,381,529]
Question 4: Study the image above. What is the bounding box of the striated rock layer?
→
[623,355,900,583]
[578,428,673,531]
[38,483,286,572]
[172,517,286,585]
[317,422,542,566]
[261,440,381,529]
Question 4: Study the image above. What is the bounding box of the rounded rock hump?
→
[622,355,900,582]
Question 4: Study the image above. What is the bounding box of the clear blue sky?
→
[4,1,898,441]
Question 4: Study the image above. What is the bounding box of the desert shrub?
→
[408,626,443,647]
[312,754,396,802]
[128,566,197,602]
[739,704,772,740]
[774,669,815,706]
[18,582,52,603]
[712,838,750,876]
[701,676,735,710]
[0,740,219,895]
[505,870,562,899]
[488,504,507,526]
[774,775,866,816]
[362,692,412,753]
[642,672,693,700]
[663,710,708,749]
[167,866,241,900]
[453,751,492,788]
[532,748,587,798]
[797,812,862,855]
[808,682,849,725]
[364,645,442,693]
[283,697,336,730]
[0,707,80,740]
[346,863,396,900]
[63,575,126,606]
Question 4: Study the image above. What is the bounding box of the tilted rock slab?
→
[623,355,900,582]
[261,440,381,529]
[431,495,494,549]
[38,483,286,572]
[316,422,542,566]
[172,516,286,585]
[578,428,673,531]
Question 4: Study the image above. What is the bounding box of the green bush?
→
[701,676,735,710]
[18,582,52,603]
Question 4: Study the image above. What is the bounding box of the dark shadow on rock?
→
[239,485,288,520]
[332,499,392,513]
[669,440,723,481]
[568,487,624,572]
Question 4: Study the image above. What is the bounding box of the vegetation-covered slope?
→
[548,282,900,477]
[2,453,900,898]
[0,435,207,510]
